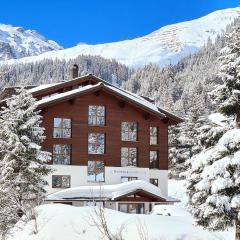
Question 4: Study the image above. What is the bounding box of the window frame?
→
[150,126,158,145]
[121,176,138,182]
[121,147,138,167]
[88,105,105,126]
[88,133,105,154]
[121,122,138,141]
[150,178,159,187]
[118,203,144,214]
[53,117,72,139]
[87,160,105,182]
[52,175,71,188]
[52,144,71,165]
[149,150,159,169]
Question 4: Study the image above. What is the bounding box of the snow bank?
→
[9,204,234,240]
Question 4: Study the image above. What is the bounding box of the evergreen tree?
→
[210,21,240,128]
[0,88,51,237]
[185,129,240,238]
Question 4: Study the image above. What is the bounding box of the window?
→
[52,175,70,188]
[121,122,137,141]
[118,203,144,214]
[150,178,159,187]
[150,127,158,145]
[150,151,158,169]
[88,133,105,154]
[88,105,105,126]
[121,176,138,183]
[53,118,71,138]
[121,147,137,167]
[53,144,71,165]
[87,161,105,182]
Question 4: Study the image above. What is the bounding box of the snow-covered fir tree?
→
[185,129,240,235]
[0,88,51,237]
[210,20,240,128]
[185,21,240,239]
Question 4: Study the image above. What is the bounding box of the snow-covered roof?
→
[36,83,100,107]
[28,82,62,93]
[34,76,182,123]
[46,180,178,202]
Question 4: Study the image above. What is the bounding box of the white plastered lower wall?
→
[45,166,168,196]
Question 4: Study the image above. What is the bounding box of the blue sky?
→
[0,0,239,47]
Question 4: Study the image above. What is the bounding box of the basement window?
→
[53,144,71,165]
[121,122,137,141]
[88,105,105,126]
[53,118,71,138]
[87,161,105,182]
[121,147,137,167]
[150,178,159,187]
[88,133,105,154]
[52,175,70,188]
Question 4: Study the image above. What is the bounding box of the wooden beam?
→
[94,91,100,96]
[143,113,150,120]
[161,117,169,124]
[41,108,48,114]
[68,99,75,105]
[119,101,125,108]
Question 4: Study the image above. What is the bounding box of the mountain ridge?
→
[0,7,239,67]
[0,24,62,61]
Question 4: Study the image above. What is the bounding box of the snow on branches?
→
[0,88,51,237]
[185,129,240,231]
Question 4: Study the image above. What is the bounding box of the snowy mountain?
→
[2,7,239,68]
[0,24,62,61]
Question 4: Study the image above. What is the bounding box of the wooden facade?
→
[41,90,170,169]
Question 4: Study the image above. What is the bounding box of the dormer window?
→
[53,118,71,138]
[121,122,137,141]
[88,105,105,126]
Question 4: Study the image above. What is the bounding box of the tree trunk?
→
[236,114,240,129]
[236,220,240,240]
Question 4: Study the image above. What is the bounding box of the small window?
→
[53,118,71,138]
[87,161,105,182]
[53,144,71,165]
[121,122,137,141]
[52,175,70,188]
[88,105,105,126]
[118,203,144,214]
[88,133,105,154]
[121,176,138,183]
[150,127,158,145]
[150,151,158,169]
[150,178,158,187]
[121,147,137,167]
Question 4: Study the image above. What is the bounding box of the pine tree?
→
[210,21,240,128]
[0,88,51,237]
[185,129,240,238]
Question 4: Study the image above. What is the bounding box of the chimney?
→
[71,64,79,79]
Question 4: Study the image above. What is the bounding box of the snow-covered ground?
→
[8,180,234,240]
[2,8,239,68]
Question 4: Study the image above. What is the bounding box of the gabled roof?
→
[32,74,183,124]
[0,74,183,124]
[46,180,178,203]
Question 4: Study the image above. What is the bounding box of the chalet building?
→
[0,65,182,214]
